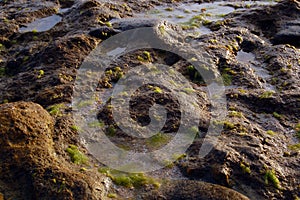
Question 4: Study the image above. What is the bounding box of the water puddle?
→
[236,50,257,65]
[19,14,62,33]
[107,47,127,57]
[236,50,275,91]
[59,7,71,14]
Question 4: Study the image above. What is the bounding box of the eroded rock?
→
[0,102,107,200]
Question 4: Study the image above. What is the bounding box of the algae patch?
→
[98,167,160,188]
[66,145,89,165]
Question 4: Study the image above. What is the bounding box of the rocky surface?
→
[139,179,251,200]
[0,0,299,200]
[0,102,109,199]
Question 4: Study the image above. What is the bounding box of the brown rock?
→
[0,101,107,200]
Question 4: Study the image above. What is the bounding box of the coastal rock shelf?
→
[0,0,299,199]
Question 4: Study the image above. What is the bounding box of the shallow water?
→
[19,14,62,33]
[59,7,70,14]
[236,50,275,91]
[136,1,234,35]
[149,3,233,22]
[137,1,277,35]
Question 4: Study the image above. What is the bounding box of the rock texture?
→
[0,0,299,199]
[140,180,250,200]
[0,102,107,200]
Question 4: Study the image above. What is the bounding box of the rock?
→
[226,0,300,43]
[5,59,23,76]
[0,102,107,200]
[140,180,250,200]
[58,0,75,8]
[111,18,161,31]
[273,20,300,47]
[0,0,300,199]
[89,26,121,39]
